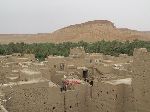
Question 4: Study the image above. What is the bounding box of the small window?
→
[90,59,92,63]
[54,65,56,68]
[95,59,99,63]
[90,81,93,86]
[83,70,88,79]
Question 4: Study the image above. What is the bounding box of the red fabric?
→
[64,79,81,85]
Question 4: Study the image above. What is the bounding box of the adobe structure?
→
[0,47,150,112]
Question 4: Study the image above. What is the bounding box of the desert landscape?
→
[0,0,150,111]
[0,20,150,44]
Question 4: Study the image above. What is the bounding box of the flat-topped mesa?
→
[61,20,116,30]
[83,20,115,26]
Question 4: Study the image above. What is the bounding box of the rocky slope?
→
[0,20,150,44]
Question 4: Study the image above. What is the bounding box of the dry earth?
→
[0,20,150,44]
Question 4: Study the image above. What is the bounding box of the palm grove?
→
[0,40,150,61]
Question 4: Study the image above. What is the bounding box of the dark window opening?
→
[70,106,72,108]
[54,65,56,68]
[53,107,55,110]
[60,87,63,92]
[90,81,93,86]
[83,70,88,79]
[90,59,92,63]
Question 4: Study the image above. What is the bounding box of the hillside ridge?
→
[0,20,150,44]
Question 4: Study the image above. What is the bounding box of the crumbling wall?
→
[64,83,90,112]
[89,78,135,112]
[2,80,64,112]
[132,48,150,112]
[64,90,79,112]
[89,81,124,112]
[123,84,136,112]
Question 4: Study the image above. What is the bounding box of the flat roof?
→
[20,69,41,75]
[104,78,132,85]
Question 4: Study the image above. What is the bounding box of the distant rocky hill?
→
[0,20,150,44]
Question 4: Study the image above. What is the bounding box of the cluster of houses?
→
[0,47,150,112]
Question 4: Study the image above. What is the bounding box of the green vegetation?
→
[0,40,150,61]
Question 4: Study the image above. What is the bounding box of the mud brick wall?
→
[89,79,135,112]
[132,48,150,112]
[89,81,124,112]
[2,80,64,112]
[64,83,90,112]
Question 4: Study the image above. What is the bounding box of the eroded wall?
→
[89,79,135,112]
[89,81,124,112]
[2,80,64,112]
[64,83,90,112]
[132,48,150,112]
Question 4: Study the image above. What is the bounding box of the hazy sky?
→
[0,0,150,34]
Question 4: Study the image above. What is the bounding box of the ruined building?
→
[0,47,150,112]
